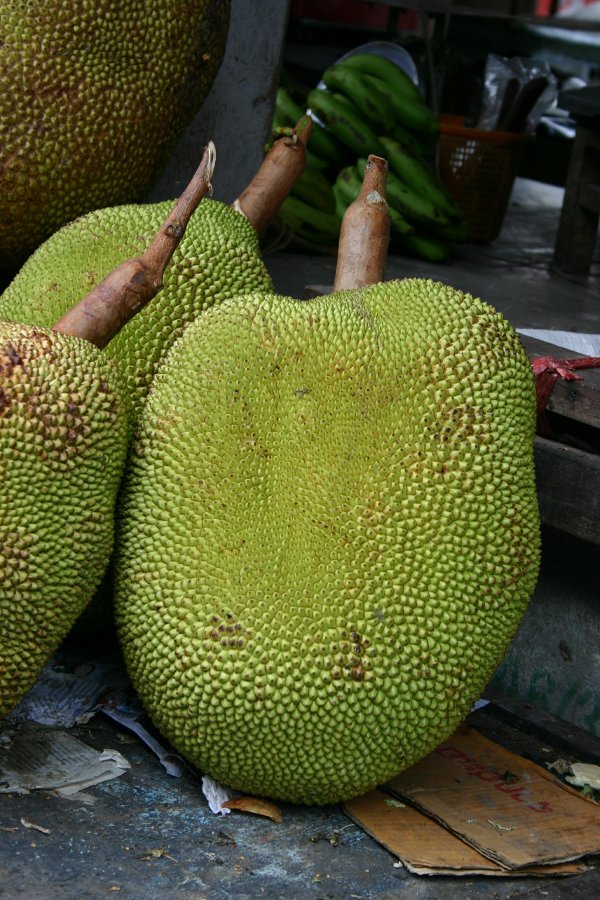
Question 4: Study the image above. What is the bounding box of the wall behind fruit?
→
[146,0,291,205]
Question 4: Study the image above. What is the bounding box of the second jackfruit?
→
[114,278,540,805]
[0,200,273,422]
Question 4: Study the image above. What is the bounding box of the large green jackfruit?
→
[0,0,230,271]
[0,200,273,422]
[0,324,130,717]
[114,279,540,805]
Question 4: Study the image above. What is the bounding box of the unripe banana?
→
[393,92,439,136]
[338,53,424,105]
[357,158,450,227]
[338,53,439,135]
[280,195,340,242]
[308,117,348,166]
[275,86,304,125]
[359,84,431,160]
[332,183,350,222]
[379,136,461,220]
[306,149,331,171]
[387,120,432,162]
[322,65,395,134]
[395,231,450,262]
[387,204,414,237]
[308,89,385,159]
[333,165,363,207]
[276,86,346,165]
[291,168,337,214]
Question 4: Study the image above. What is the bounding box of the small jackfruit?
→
[0,324,130,717]
[0,0,230,270]
[0,201,273,422]
[115,279,540,805]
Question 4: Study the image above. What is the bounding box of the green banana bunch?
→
[274,86,346,168]
[338,53,438,137]
[332,165,359,221]
[356,158,449,228]
[271,51,467,260]
[308,88,386,159]
[275,85,304,125]
[339,52,424,105]
[279,194,340,246]
[322,64,395,134]
[388,205,415,238]
[379,136,462,220]
[291,167,336,215]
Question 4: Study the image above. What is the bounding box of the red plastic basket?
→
[438,115,531,244]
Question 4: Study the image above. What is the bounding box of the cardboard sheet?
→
[344,789,587,877]
[383,726,600,869]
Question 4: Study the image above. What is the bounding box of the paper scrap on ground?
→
[383,726,600,869]
[5,651,129,728]
[100,691,187,778]
[2,648,184,780]
[202,774,234,815]
[0,725,130,796]
[344,788,586,877]
[566,763,600,790]
[517,328,600,357]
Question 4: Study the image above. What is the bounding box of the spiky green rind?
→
[0,324,130,717]
[115,279,540,805]
[0,200,273,423]
[0,0,230,269]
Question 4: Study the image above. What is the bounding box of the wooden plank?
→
[520,334,600,431]
[534,436,600,544]
[582,182,600,216]
[472,694,600,767]
[552,123,600,277]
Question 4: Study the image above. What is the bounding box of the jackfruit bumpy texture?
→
[0,0,230,270]
[0,324,130,718]
[0,201,273,422]
[115,279,540,805]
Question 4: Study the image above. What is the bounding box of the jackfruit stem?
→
[52,142,217,349]
[233,115,312,236]
[333,155,390,292]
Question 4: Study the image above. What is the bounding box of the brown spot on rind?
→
[0,387,10,416]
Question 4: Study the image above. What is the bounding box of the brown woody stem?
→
[233,115,312,236]
[52,142,217,349]
[333,155,390,292]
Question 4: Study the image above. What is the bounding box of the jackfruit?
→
[0,324,130,717]
[0,0,230,271]
[0,142,215,717]
[114,279,540,805]
[0,200,273,422]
